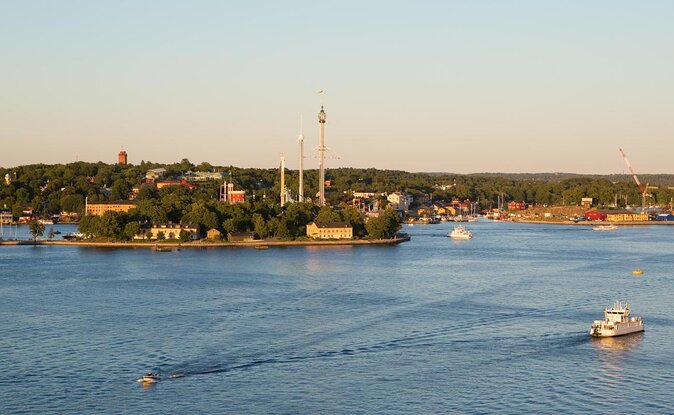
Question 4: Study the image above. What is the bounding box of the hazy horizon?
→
[2,1,673,174]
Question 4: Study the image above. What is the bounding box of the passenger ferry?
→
[590,300,644,337]
[448,225,473,240]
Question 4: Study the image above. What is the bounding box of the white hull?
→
[593,225,618,231]
[590,320,644,337]
[590,300,644,337]
[448,225,472,240]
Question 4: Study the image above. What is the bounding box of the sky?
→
[1,1,673,174]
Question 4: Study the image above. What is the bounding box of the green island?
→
[2,160,674,246]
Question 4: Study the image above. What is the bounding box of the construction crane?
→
[618,148,650,207]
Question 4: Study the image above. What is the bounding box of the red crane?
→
[618,148,649,207]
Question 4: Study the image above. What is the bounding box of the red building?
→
[584,210,608,221]
[219,181,245,204]
[507,201,528,211]
[118,150,128,165]
[155,179,198,190]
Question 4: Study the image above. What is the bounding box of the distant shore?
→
[0,235,411,248]
[512,219,674,226]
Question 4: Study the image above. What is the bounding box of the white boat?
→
[448,225,472,240]
[592,224,618,231]
[590,300,644,337]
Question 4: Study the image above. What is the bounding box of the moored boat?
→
[590,300,644,337]
[448,225,472,240]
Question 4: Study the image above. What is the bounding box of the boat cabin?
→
[603,301,630,324]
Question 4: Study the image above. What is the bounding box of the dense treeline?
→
[1,160,673,239]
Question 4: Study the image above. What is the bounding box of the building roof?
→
[312,221,352,228]
[88,201,136,205]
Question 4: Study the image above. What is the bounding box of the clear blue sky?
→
[1,1,673,173]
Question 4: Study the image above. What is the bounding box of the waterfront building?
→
[134,223,199,240]
[118,150,128,165]
[306,221,353,239]
[581,197,593,208]
[605,210,649,222]
[584,209,649,222]
[227,231,256,242]
[656,213,674,221]
[0,210,12,224]
[507,201,528,211]
[206,229,222,239]
[86,202,135,216]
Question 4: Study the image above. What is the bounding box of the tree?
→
[157,231,166,240]
[315,206,341,223]
[28,219,45,241]
[340,205,367,238]
[123,221,141,241]
[252,213,267,238]
[179,229,191,242]
[365,208,401,239]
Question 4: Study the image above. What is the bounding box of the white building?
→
[387,192,413,211]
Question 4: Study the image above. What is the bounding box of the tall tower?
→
[298,119,304,203]
[280,154,286,206]
[118,150,128,165]
[318,105,327,206]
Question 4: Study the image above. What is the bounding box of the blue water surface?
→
[1,221,673,414]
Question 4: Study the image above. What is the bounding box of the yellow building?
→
[135,223,199,240]
[606,211,649,222]
[86,202,136,216]
[306,221,353,239]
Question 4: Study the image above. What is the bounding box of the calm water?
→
[1,221,673,414]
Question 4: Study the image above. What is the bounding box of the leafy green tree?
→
[340,205,367,238]
[28,219,45,241]
[78,215,101,236]
[123,221,141,241]
[365,209,401,239]
[252,213,267,238]
[98,211,123,238]
[315,206,341,223]
[179,229,191,242]
[157,231,166,240]
[61,194,85,214]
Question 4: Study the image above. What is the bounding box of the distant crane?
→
[618,148,651,207]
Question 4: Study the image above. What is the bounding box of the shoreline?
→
[511,219,674,226]
[0,236,411,248]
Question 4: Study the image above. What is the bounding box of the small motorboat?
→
[593,224,618,231]
[136,372,161,384]
[448,225,472,240]
[169,372,184,379]
[631,269,644,275]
